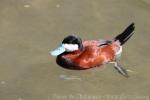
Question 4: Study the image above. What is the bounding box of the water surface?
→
[0,0,150,100]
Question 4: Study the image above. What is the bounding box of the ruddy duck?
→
[50,23,135,77]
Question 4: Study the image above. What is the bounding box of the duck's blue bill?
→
[50,45,66,56]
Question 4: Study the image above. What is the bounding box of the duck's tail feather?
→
[114,23,135,45]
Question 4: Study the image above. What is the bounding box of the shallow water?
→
[0,0,150,100]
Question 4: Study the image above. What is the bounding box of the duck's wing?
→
[98,40,112,47]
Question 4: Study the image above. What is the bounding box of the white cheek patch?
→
[62,44,79,52]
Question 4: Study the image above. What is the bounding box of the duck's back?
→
[72,40,116,69]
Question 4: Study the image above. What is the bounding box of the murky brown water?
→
[0,0,150,100]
